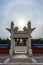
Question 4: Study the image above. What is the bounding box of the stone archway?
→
[6,20,35,56]
[15,38,26,46]
[14,38,27,53]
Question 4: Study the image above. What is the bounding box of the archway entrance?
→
[15,38,27,53]
[15,39,26,46]
[6,21,35,56]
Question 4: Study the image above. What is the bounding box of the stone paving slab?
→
[33,54,43,57]
[9,54,32,63]
[0,55,11,63]
[9,58,32,63]
[35,58,43,63]
[0,63,43,65]
[0,54,43,63]
[0,58,6,63]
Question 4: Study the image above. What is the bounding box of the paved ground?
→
[0,46,43,65]
[0,54,10,63]
[0,54,43,64]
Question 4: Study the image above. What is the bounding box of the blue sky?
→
[0,0,43,39]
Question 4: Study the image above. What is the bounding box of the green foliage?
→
[22,39,27,45]
[0,38,43,44]
[0,38,10,44]
[31,39,43,44]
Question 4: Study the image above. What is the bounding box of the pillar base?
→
[29,49,32,56]
[9,49,13,56]
[27,49,32,56]
[9,48,15,56]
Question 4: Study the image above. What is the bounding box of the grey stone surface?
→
[35,58,43,63]
[0,55,10,63]
[9,58,32,63]
[0,54,43,65]
[0,63,43,65]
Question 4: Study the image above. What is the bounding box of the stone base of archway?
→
[9,46,28,56]
[15,46,27,52]
[9,46,32,57]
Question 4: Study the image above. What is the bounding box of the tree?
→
[22,39,27,45]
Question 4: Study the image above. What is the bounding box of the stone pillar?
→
[27,38,32,56]
[26,39,29,54]
[27,21,32,56]
[9,21,15,56]
[10,38,15,55]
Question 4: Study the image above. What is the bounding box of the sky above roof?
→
[0,0,43,39]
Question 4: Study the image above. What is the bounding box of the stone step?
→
[9,58,32,63]
[15,52,27,55]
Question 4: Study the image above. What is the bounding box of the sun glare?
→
[16,16,27,30]
[19,20,25,28]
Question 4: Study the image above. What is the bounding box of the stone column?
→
[9,21,15,56]
[26,38,29,54]
[27,37,32,56]
[27,21,32,56]
[10,37,15,55]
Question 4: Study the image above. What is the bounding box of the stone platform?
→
[0,53,43,65]
[9,55,32,63]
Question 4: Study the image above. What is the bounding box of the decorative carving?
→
[31,28,36,32]
[11,21,14,28]
[14,27,18,31]
[28,20,31,28]
[23,27,27,31]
